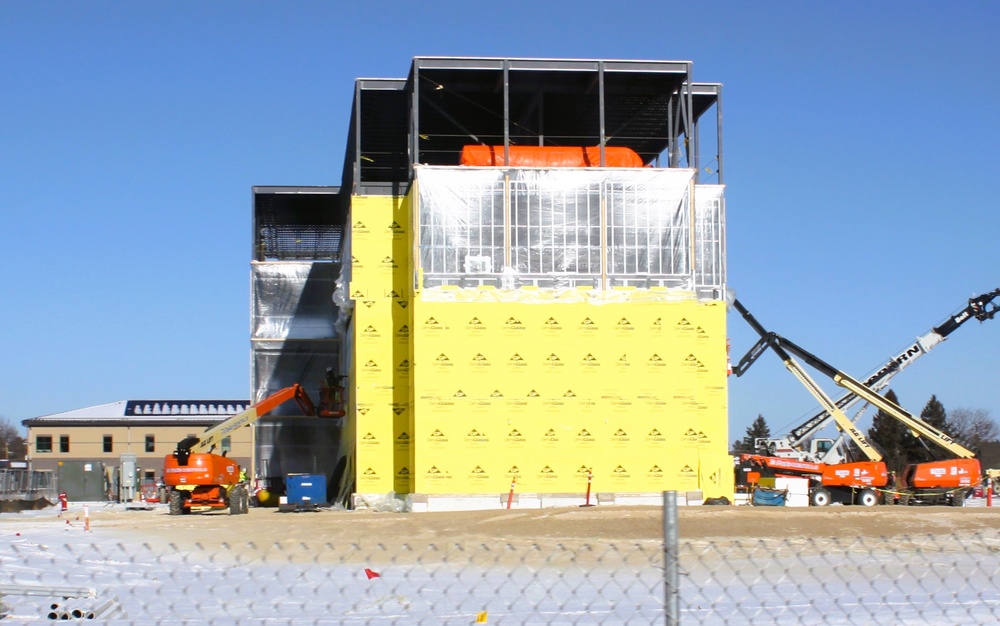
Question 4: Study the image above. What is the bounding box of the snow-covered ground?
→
[3,502,1000,624]
[681,533,1000,625]
[1,503,663,624]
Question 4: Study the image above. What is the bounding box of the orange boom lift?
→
[162,382,343,515]
[734,299,980,507]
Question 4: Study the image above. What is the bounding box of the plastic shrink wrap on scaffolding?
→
[251,262,341,340]
[250,260,351,505]
[415,166,724,298]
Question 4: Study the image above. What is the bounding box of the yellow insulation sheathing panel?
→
[698,452,737,497]
[411,296,731,498]
[355,404,396,493]
[349,195,414,495]
[349,195,411,298]
[392,406,413,493]
[352,305,412,494]
[350,195,410,246]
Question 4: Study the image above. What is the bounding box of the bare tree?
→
[947,408,1000,452]
[0,416,27,460]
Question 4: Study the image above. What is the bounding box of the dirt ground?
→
[20,501,1000,552]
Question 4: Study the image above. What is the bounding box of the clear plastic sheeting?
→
[252,340,351,506]
[251,341,338,405]
[255,419,347,484]
[417,167,506,286]
[694,184,726,297]
[415,166,725,296]
[251,257,351,506]
[251,262,341,340]
[604,169,692,281]
[355,490,410,512]
[511,169,604,279]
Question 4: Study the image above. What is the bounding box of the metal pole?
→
[663,491,680,626]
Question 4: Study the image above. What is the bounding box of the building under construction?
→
[251,57,730,510]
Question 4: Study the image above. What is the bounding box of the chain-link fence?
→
[2,495,1000,624]
[679,531,1000,625]
[1,535,664,623]
[0,468,56,502]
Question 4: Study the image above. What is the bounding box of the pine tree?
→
[867,389,920,474]
[732,415,771,453]
[921,395,949,431]
[911,395,949,463]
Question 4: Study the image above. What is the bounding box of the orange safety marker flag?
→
[364,568,380,580]
[475,611,488,623]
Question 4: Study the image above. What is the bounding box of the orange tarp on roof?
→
[460,145,646,168]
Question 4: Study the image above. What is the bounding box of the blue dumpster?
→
[282,474,327,511]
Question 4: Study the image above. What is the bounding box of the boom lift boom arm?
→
[770,333,977,459]
[734,299,977,460]
[733,289,999,454]
[733,300,883,462]
[173,384,321,465]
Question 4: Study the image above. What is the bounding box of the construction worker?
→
[320,367,336,411]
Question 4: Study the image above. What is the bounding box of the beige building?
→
[22,399,249,501]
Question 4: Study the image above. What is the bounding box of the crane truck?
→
[732,289,999,464]
[734,299,981,507]
[162,383,342,515]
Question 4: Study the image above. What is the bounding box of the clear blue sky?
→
[2,2,999,444]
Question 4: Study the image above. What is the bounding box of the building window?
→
[221,437,231,456]
[36,436,52,453]
[59,436,70,453]
[103,435,113,453]
[145,435,155,453]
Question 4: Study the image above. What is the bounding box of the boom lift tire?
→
[168,490,183,516]
[856,488,879,507]
[229,486,244,515]
[229,485,249,515]
[950,491,967,507]
[810,488,832,507]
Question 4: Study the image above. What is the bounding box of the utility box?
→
[119,454,138,502]
[280,473,327,512]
